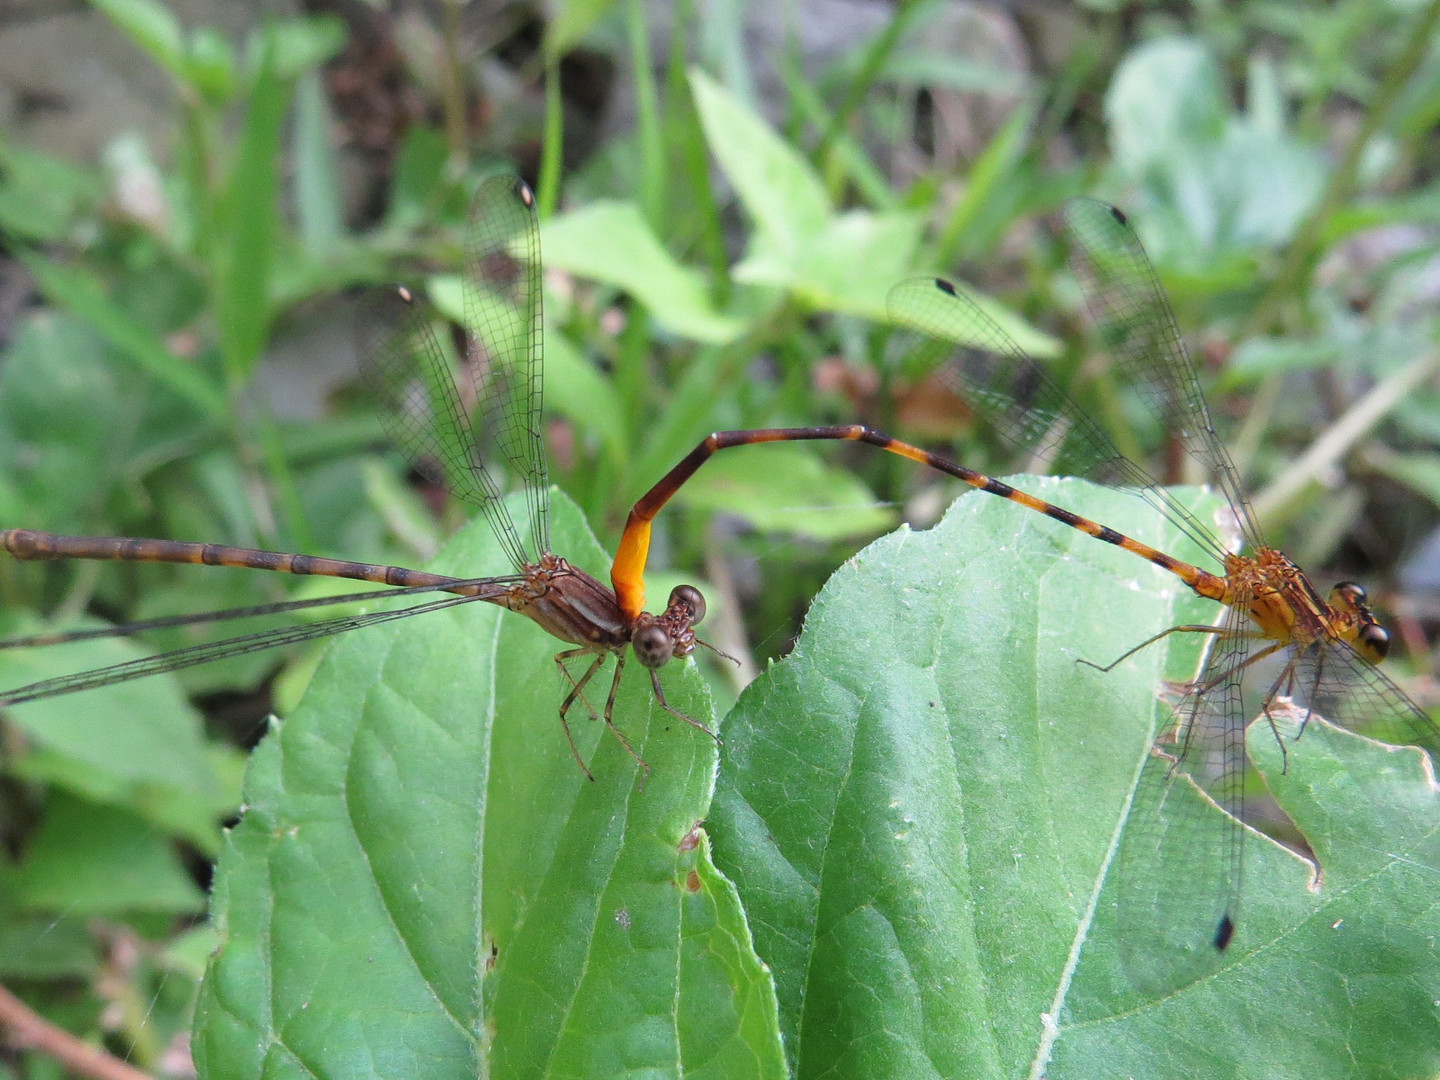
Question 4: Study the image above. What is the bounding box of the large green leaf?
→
[709,476,1440,1078]
[193,491,784,1080]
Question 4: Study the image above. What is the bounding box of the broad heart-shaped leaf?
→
[192,491,785,1080]
[708,476,1440,1079]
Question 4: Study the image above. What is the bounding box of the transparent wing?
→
[365,174,548,571]
[1293,641,1440,759]
[0,575,523,649]
[0,587,511,706]
[1114,602,1254,996]
[1061,199,1262,553]
[462,174,549,559]
[887,276,1229,565]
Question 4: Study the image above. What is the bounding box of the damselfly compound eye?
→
[668,584,706,625]
[1332,581,1368,606]
[1359,622,1391,660]
[632,624,674,669]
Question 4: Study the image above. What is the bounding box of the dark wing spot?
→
[1214,913,1235,951]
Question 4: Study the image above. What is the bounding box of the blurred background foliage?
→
[0,0,1438,1073]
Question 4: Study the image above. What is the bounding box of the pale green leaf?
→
[735,210,925,320]
[89,0,185,78]
[674,441,896,541]
[542,201,745,343]
[10,793,206,916]
[689,68,831,259]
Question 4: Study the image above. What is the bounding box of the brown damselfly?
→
[0,174,985,777]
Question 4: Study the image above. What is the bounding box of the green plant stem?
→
[1232,0,1440,471]
[814,0,921,168]
[537,59,563,218]
[440,0,467,160]
[1239,0,1440,343]
[628,0,665,230]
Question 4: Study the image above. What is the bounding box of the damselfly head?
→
[630,584,709,668]
[1330,581,1391,662]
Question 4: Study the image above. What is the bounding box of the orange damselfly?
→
[873,198,1440,991]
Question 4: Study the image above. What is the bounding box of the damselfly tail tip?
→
[1107,204,1129,225]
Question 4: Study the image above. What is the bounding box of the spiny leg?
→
[1079,624,1257,673]
[1103,624,1268,780]
[649,669,721,746]
[556,646,604,720]
[1171,638,1292,773]
[555,649,607,780]
[1256,648,1324,774]
[1196,639,1287,695]
[597,650,650,780]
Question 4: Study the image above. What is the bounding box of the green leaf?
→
[1224,335,1342,384]
[10,792,206,916]
[688,68,831,260]
[216,46,290,385]
[1062,714,1440,1074]
[246,16,347,81]
[736,209,925,320]
[89,0,185,80]
[1193,120,1325,247]
[292,73,345,258]
[709,477,1440,1077]
[193,492,784,1080]
[184,27,239,101]
[886,274,1061,364]
[0,313,137,528]
[386,127,455,231]
[542,201,746,343]
[0,620,219,800]
[18,257,226,417]
[543,328,628,465]
[0,139,101,242]
[1106,38,1227,179]
[1103,37,1323,252]
[546,0,620,59]
[0,903,97,978]
[674,441,896,541]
